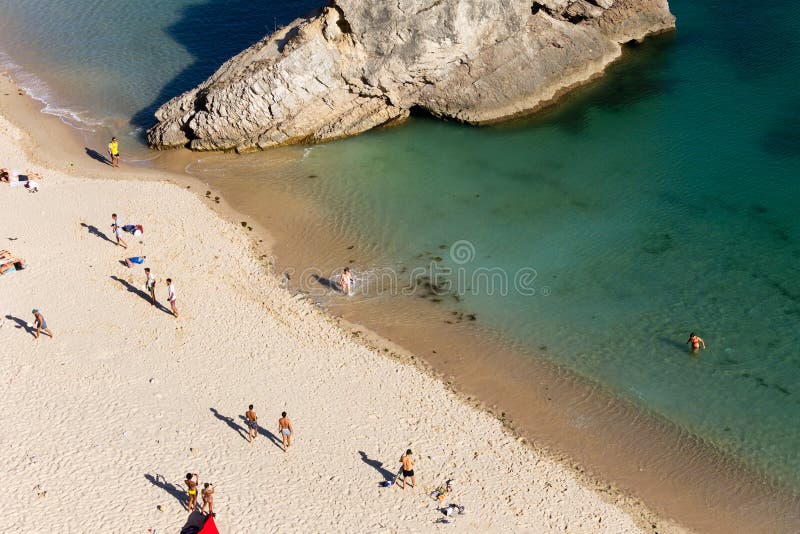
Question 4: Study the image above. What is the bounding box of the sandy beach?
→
[0,74,689,533]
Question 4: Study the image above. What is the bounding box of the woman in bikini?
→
[201,483,215,516]
[687,332,706,353]
[340,267,353,296]
[185,473,198,511]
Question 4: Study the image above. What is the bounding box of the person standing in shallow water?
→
[278,411,293,451]
[340,267,353,296]
[108,136,120,168]
[687,332,706,353]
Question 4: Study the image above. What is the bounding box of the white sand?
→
[0,105,680,532]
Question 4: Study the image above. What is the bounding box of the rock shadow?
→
[131,0,322,133]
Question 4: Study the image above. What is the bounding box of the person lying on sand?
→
[185,473,198,511]
[32,309,53,340]
[278,412,293,451]
[245,404,258,443]
[123,256,145,268]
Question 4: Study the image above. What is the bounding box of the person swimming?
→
[687,332,706,353]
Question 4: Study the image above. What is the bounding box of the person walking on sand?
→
[144,267,157,305]
[340,267,353,296]
[185,473,199,511]
[399,449,416,490]
[111,213,127,249]
[278,411,293,451]
[166,278,178,317]
[245,404,258,443]
[687,332,706,353]
[200,482,215,516]
[108,137,120,168]
[31,309,53,340]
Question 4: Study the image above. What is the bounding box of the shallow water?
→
[2,0,799,495]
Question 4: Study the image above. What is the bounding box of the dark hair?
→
[112,137,117,140]
[689,332,695,337]
[166,278,172,283]
[186,473,192,480]
[144,267,150,272]
[406,449,412,455]
[282,411,287,417]
[344,267,350,272]
[204,482,210,488]
[112,213,117,218]
[249,404,253,410]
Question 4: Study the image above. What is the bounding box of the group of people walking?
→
[111,212,179,317]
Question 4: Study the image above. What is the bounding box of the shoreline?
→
[2,68,798,532]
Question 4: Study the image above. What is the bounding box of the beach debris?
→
[206,191,211,197]
[241,221,247,227]
[157,504,164,512]
[190,447,197,454]
[148,377,156,384]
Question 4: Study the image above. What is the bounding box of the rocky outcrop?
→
[148,0,674,152]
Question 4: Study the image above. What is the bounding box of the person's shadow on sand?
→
[85,147,111,166]
[109,276,172,315]
[209,408,249,441]
[237,414,284,450]
[144,473,188,508]
[4,314,35,338]
[358,451,396,481]
[80,222,115,245]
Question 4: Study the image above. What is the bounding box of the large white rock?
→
[148,0,675,152]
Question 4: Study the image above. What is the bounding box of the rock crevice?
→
[148,0,674,152]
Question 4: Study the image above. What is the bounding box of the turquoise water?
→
[2,0,799,490]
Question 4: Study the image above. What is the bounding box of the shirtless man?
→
[278,411,293,451]
[399,449,416,490]
[31,309,53,339]
[200,483,215,516]
[687,332,706,353]
[245,404,258,443]
[185,473,199,511]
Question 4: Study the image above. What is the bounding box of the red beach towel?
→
[198,515,219,534]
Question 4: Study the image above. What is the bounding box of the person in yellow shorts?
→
[108,136,120,168]
[185,472,198,511]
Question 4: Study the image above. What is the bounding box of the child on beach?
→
[185,473,198,511]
